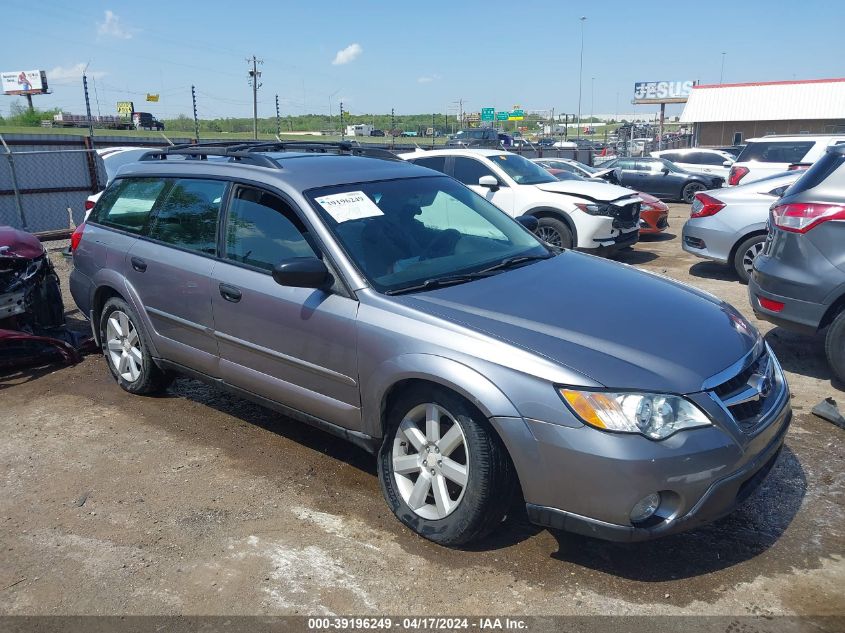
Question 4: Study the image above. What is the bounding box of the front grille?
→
[711,350,780,432]
[656,216,669,229]
[609,201,641,229]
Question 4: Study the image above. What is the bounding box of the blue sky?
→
[3,0,843,121]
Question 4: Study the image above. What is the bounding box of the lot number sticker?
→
[315,191,384,223]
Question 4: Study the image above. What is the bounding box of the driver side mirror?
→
[661,167,670,175]
[272,257,330,289]
[478,175,500,190]
[723,160,733,167]
[515,215,539,232]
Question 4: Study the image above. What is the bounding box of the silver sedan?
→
[682,172,800,283]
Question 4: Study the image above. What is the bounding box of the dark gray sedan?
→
[599,156,725,202]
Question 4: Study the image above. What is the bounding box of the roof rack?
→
[139,140,401,168]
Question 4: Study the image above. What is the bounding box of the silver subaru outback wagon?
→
[69,142,791,546]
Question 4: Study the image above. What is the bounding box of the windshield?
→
[488,153,557,185]
[307,176,549,294]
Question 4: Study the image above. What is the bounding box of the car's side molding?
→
[362,353,522,438]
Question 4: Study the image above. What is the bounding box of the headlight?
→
[558,388,711,440]
[574,202,603,215]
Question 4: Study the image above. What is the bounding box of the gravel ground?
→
[0,205,843,617]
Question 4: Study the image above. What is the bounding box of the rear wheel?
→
[378,385,515,546]
[825,310,845,384]
[682,181,706,204]
[99,297,172,395]
[535,216,574,249]
[732,234,766,284]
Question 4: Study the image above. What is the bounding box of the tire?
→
[378,385,515,546]
[825,309,845,384]
[535,216,574,249]
[732,234,766,284]
[99,297,172,395]
[682,181,706,204]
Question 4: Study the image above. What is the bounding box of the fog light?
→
[630,493,661,523]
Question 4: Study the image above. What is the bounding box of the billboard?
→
[116,101,135,115]
[1,70,48,95]
[633,80,694,103]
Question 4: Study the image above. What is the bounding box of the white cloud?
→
[47,64,107,85]
[97,10,132,39]
[417,74,441,84]
[332,43,362,66]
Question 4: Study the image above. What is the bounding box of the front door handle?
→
[130,257,147,272]
[219,283,242,303]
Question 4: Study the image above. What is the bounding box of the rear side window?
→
[224,186,317,271]
[691,152,729,166]
[93,178,167,234]
[410,156,447,174]
[737,141,814,163]
[660,152,680,162]
[147,179,226,254]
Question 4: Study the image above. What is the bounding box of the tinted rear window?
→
[737,141,814,164]
[784,151,845,197]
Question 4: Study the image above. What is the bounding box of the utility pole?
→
[391,107,395,149]
[577,16,587,140]
[82,72,95,149]
[431,113,436,148]
[275,94,281,137]
[340,101,344,140]
[191,85,200,142]
[247,55,263,140]
[719,52,726,84]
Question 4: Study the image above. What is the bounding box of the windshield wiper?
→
[477,253,553,274]
[385,273,488,296]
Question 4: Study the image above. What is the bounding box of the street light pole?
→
[577,16,587,140]
[719,52,726,84]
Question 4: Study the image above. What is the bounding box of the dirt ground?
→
[1,204,843,617]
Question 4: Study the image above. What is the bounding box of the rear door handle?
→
[219,283,242,303]
[130,257,147,272]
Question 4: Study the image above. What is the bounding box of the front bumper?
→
[639,208,669,234]
[490,389,791,542]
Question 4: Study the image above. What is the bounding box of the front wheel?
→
[378,385,515,546]
[535,216,574,249]
[682,181,707,204]
[825,310,845,384]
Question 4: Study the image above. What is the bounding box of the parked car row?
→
[70,140,792,547]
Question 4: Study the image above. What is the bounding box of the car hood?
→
[533,179,637,202]
[0,225,44,260]
[391,252,760,393]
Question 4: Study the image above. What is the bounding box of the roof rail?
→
[139,140,400,168]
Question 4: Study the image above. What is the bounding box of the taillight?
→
[690,193,725,218]
[770,202,845,234]
[728,165,749,186]
[70,222,85,251]
[84,199,95,211]
[758,297,785,313]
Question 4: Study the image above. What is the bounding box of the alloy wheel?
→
[391,402,469,520]
[106,310,142,382]
[536,226,562,248]
[742,241,765,275]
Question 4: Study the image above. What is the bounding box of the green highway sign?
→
[481,107,495,121]
[508,109,525,121]
[496,111,509,121]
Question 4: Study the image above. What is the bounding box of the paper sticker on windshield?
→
[315,191,383,223]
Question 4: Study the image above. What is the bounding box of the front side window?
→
[307,176,548,294]
[452,157,497,185]
[224,186,317,271]
[93,177,167,234]
[147,179,226,254]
